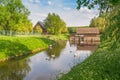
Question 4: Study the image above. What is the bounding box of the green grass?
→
[36,34,69,40]
[59,40,120,80]
[46,34,69,40]
[15,34,69,40]
[0,36,54,59]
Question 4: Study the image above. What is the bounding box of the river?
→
[0,41,98,80]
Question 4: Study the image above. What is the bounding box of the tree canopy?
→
[89,16,106,33]
[44,13,67,35]
[77,0,120,15]
[0,0,32,35]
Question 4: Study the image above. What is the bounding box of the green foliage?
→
[0,0,32,35]
[59,41,120,80]
[68,26,89,33]
[46,34,69,40]
[59,1,120,80]
[67,27,77,33]
[89,16,107,33]
[78,0,120,49]
[77,0,120,15]
[44,13,67,35]
[0,36,54,59]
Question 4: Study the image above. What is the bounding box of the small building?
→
[76,27,100,45]
[33,21,47,34]
[70,28,100,45]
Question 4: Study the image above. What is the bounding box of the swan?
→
[49,45,52,47]
[49,45,52,49]
[74,53,78,57]
[51,54,55,58]
[45,57,50,61]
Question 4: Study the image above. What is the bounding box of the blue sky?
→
[22,0,99,26]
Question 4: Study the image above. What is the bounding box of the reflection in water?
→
[0,59,30,80]
[0,40,98,80]
[45,40,66,60]
[69,39,99,52]
[77,45,98,51]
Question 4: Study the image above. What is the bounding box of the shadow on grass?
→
[0,40,31,58]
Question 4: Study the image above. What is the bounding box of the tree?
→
[68,27,77,33]
[44,13,67,35]
[77,0,120,15]
[89,17,106,33]
[0,0,32,35]
[77,0,120,49]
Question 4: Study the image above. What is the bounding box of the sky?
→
[22,0,99,27]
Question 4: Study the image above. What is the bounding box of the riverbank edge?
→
[0,34,69,62]
[58,40,120,80]
[0,47,48,62]
[0,36,54,62]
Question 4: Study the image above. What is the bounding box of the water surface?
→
[0,41,98,80]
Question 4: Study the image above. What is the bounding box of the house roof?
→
[76,28,99,34]
[33,21,45,30]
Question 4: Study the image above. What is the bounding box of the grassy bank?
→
[0,36,54,60]
[59,40,120,80]
[15,34,69,40]
[43,34,69,40]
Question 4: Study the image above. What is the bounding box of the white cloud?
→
[29,0,41,3]
[29,13,47,25]
[29,0,33,2]
[35,0,41,3]
[33,13,47,17]
[55,9,98,26]
[63,7,71,10]
[48,1,52,5]
[80,7,91,13]
[29,9,98,26]
[23,0,99,26]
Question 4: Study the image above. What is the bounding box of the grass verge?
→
[42,34,69,41]
[59,40,120,80]
[0,36,54,60]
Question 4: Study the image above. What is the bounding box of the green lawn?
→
[0,36,54,60]
[59,40,120,80]
[45,34,69,40]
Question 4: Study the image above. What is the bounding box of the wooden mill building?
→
[70,28,100,45]
[33,21,47,34]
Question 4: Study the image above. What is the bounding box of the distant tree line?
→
[67,26,88,33]
[0,0,32,35]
